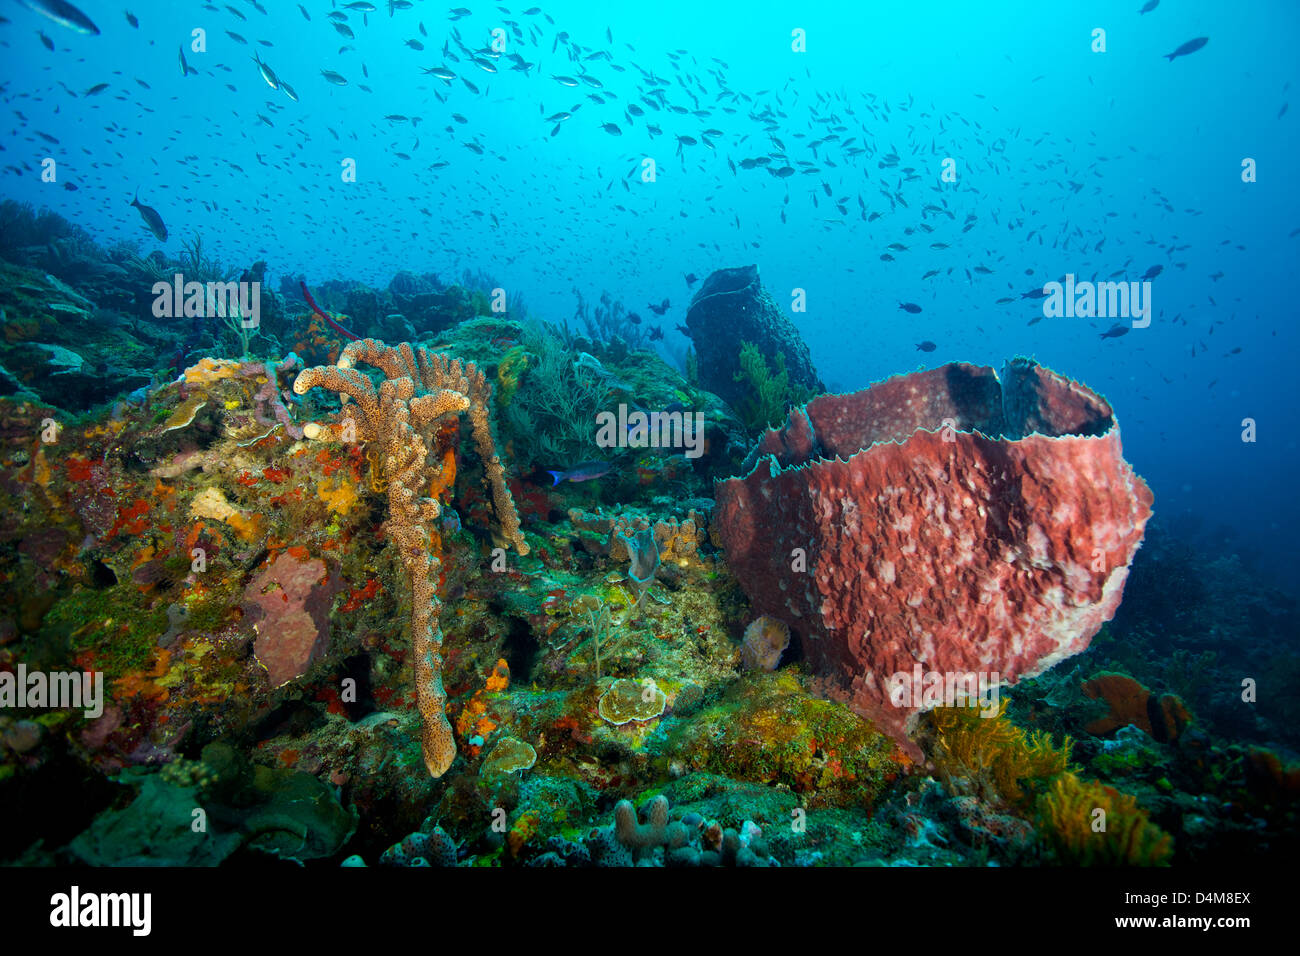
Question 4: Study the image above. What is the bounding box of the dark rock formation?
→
[683,265,823,409]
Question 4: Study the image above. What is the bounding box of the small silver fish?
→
[18,0,99,35]
[253,51,278,89]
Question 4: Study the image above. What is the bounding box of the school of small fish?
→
[0,0,1287,387]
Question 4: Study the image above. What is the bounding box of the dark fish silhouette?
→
[129,189,167,242]
[1139,0,1158,13]
[647,299,670,315]
[916,341,937,352]
[648,326,664,341]
[899,302,922,314]
[1100,324,1129,339]
[1165,37,1208,61]
[1140,264,1163,280]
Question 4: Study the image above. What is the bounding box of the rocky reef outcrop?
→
[684,265,823,411]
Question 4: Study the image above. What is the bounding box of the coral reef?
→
[0,231,1293,872]
[70,742,356,866]
[0,263,152,411]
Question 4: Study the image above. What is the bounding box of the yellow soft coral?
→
[1037,772,1173,866]
[925,699,1072,810]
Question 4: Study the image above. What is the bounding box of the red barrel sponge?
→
[714,359,1153,758]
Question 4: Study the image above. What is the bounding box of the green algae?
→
[181,588,238,634]
[1092,734,1165,778]
[41,585,168,679]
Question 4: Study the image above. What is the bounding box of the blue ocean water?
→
[2,0,1297,589]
